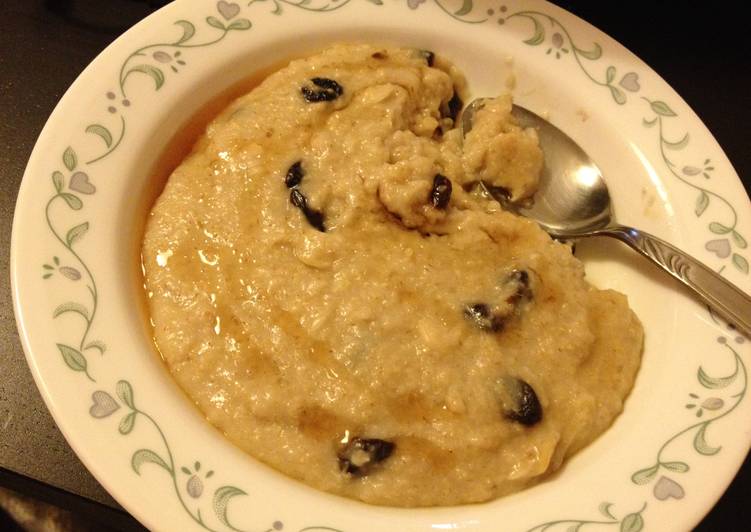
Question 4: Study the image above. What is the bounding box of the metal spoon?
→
[462,98,751,336]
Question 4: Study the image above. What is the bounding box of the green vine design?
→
[92,380,249,531]
[503,11,632,104]
[90,380,345,532]
[44,147,102,382]
[525,502,647,532]
[247,0,353,15]
[641,97,748,273]
[119,18,251,98]
[86,116,126,165]
[247,0,487,23]
[83,14,251,166]
[432,0,488,24]
[631,340,747,488]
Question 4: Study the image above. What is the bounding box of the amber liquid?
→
[133,65,280,350]
[140,69,277,223]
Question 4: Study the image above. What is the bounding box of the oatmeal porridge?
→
[142,44,643,506]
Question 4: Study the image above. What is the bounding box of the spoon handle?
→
[599,225,751,337]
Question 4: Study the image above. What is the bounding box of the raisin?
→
[285,161,304,188]
[486,184,511,202]
[421,50,435,67]
[301,77,343,103]
[464,303,505,332]
[430,174,452,209]
[503,378,542,426]
[312,77,343,94]
[290,189,326,232]
[290,188,306,209]
[443,90,463,121]
[338,437,395,476]
[372,51,387,60]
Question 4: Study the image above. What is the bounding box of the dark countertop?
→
[1,1,749,530]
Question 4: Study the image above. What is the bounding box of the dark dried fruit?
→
[421,50,435,67]
[290,189,326,232]
[464,303,505,332]
[285,161,304,188]
[505,269,533,305]
[430,174,452,209]
[301,77,344,103]
[338,437,395,476]
[372,51,387,59]
[486,183,511,203]
[443,90,463,121]
[503,378,542,426]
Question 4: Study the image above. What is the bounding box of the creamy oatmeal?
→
[142,44,643,507]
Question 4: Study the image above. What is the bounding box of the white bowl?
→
[11,1,751,530]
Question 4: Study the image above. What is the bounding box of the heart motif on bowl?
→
[654,476,685,500]
[619,72,641,92]
[217,1,240,20]
[706,238,731,258]
[69,171,96,194]
[89,391,120,418]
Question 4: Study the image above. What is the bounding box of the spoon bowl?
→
[462,98,751,335]
[463,99,612,236]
